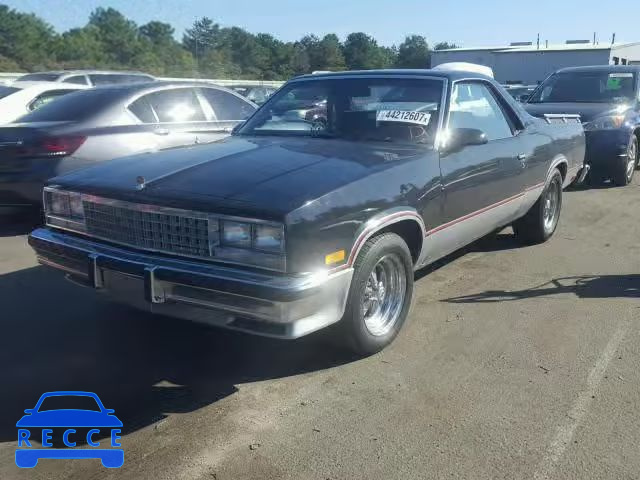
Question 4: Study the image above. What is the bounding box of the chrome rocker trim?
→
[29,228,353,339]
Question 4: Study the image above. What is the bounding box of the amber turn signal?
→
[325,250,346,265]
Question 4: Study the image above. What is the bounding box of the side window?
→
[200,88,256,120]
[63,75,88,85]
[89,75,122,86]
[128,96,157,123]
[145,88,206,123]
[449,82,514,141]
[29,90,77,111]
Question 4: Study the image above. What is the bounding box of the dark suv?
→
[525,66,640,186]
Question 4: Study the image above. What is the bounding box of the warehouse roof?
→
[434,42,640,53]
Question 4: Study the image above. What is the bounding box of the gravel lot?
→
[0,177,639,480]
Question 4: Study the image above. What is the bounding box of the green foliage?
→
[434,41,458,50]
[395,35,429,69]
[0,4,456,79]
[0,4,57,70]
[343,32,391,70]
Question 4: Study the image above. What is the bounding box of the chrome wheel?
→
[362,254,407,336]
[627,138,637,179]
[542,180,560,232]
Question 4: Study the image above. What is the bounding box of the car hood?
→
[16,410,123,428]
[52,136,429,219]
[524,102,624,123]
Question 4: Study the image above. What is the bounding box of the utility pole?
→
[194,17,199,77]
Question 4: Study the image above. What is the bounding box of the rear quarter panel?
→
[521,116,585,188]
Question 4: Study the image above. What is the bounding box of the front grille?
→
[83,201,210,258]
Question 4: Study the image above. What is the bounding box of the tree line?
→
[0,4,457,80]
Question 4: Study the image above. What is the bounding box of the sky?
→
[4,0,640,47]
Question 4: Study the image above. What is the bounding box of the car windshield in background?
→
[16,73,60,82]
[0,86,19,99]
[17,88,117,122]
[529,71,637,103]
[239,77,443,145]
[507,87,535,99]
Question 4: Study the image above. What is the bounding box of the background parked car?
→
[525,65,640,186]
[504,85,537,103]
[14,70,156,87]
[0,82,88,124]
[230,85,278,105]
[0,81,257,214]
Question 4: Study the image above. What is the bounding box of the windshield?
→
[38,395,101,412]
[239,77,443,145]
[17,88,116,122]
[529,71,637,103]
[0,86,20,99]
[16,73,60,82]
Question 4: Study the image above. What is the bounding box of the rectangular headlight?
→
[44,187,87,232]
[214,217,286,271]
[221,221,252,248]
[69,193,84,219]
[254,224,284,252]
[49,190,70,216]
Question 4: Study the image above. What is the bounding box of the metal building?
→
[430,41,640,85]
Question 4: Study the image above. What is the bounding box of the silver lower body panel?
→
[30,228,353,339]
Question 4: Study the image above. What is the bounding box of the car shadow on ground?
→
[441,275,640,304]
[415,231,520,281]
[0,265,358,443]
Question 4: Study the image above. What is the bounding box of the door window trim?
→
[444,78,524,141]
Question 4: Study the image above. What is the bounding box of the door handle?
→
[153,128,170,136]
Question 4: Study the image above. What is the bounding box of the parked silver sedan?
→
[14,70,156,87]
[0,81,257,214]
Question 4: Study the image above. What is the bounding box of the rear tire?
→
[612,135,637,186]
[513,169,563,245]
[335,232,414,356]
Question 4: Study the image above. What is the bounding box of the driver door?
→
[436,81,527,253]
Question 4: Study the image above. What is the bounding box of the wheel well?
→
[378,219,423,264]
[555,161,567,182]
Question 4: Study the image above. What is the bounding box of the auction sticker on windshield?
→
[376,110,431,126]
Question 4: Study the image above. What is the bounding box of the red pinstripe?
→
[329,182,547,273]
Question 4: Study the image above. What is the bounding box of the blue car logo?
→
[16,391,123,468]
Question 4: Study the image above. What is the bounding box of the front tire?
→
[513,169,563,245]
[336,232,414,356]
[612,135,637,186]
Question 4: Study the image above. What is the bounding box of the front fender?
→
[339,207,426,272]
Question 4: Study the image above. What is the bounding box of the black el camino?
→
[29,69,586,355]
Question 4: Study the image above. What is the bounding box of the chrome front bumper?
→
[29,228,354,339]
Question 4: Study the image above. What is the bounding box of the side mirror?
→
[443,128,488,153]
